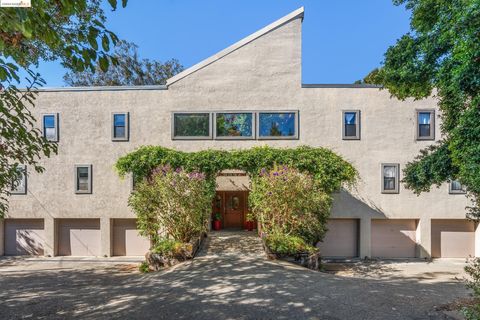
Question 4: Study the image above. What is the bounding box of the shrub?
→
[264,232,317,256]
[152,239,184,257]
[128,165,214,245]
[139,261,151,273]
[463,258,480,320]
[249,165,331,245]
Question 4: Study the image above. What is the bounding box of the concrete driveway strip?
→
[0,231,470,319]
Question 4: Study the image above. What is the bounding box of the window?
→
[172,112,212,139]
[257,111,298,139]
[214,112,254,139]
[449,180,466,194]
[75,165,92,194]
[381,163,399,194]
[11,165,27,195]
[416,110,435,140]
[43,113,59,142]
[112,112,129,141]
[342,110,360,140]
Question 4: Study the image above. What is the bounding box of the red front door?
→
[223,191,245,229]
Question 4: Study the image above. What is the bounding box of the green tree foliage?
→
[128,165,214,245]
[0,0,126,217]
[115,145,357,194]
[463,258,480,319]
[249,166,331,247]
[368,0,480,218]
[63,40,184,86]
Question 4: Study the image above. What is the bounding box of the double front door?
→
[214,191,247,229]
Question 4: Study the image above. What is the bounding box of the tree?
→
[64,40,184,86]
[0,0,127,217]
[367,0,480,219]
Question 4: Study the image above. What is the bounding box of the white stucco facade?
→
[2,7,477,258]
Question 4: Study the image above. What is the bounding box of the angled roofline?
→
[165,7,305,87]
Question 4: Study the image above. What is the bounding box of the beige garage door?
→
[112,219,150,256]
[371,219,417,258]
[57,219,100,256]
[431,220,475,258]
[5,219,45,256]
[317,219,358,257]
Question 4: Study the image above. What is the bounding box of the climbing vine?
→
[115,145,357,193]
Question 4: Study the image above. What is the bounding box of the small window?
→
[416,110,434,140]
[172,112,212,139]
[381,163,399,194]
[112,112,129,141]
[257,111,298,139]
[214,112,254,139]
[449,180,466,194]
[342,110,360,140]
[11,165,27,195]
[43,113,59,142]
[75,165,92,194]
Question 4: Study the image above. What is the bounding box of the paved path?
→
[0,230,471,319]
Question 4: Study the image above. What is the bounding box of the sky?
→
[37,0,411,87]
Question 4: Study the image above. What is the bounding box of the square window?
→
[342,110,360,140]
[75,165,92,194]
[449,180,466,194]
[257,111,298,139]
[215,112,254,139]
[112,112,129,141]
[11,165,27,195]
[381,163,399,194]
[43,113,58,142]
[416,110,434,140]
[172,113,212,139]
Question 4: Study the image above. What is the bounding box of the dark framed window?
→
[257,111,298,139]
[43,113,59,142]
[75,165,92,194]
[381,163,399,194]
[112,112,129,141]
[214,112,254,139]
[11,165,27,195]
[342,110,360,140]
[172,112,212,139]
[449,180,466,194]
[416,110,435,140]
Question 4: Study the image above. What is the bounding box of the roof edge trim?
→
[32,85,168,92]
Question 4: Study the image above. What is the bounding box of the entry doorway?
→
[213,191,248,229]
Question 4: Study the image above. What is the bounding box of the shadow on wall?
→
[0,257,469,319]
[331,189,386,219]
[15,230,44,256]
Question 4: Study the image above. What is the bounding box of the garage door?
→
[57,219,100,256]
[112,219,150,256]
[5,219,45,256]
[431,220,475,258]
[371,219,417,258]
[317,219,358,257]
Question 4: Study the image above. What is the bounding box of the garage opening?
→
[112,219,150,256]
[431,219,475,258]
[5,219,45,256]
[317,219,359,258]
[371,219,417,258]
[57,219,100,256]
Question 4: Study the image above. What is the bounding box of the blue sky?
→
[38,0,411,87]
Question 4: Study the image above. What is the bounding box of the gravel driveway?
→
[0,231,471,319]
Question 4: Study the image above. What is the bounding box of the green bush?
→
[265,232,317,256]
[463,258,480,320]
[152,239,184,257]
[139,261,151,273]
[250,165,331,245]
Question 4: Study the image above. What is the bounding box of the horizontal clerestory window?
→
[214,112,254,139]
[257,111,299,139]
[172,112,212,139]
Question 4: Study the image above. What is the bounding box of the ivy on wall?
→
[115,145,357,193]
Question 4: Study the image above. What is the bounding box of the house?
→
[2,7,478,259]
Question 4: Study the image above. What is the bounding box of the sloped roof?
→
[166,7,305,86]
